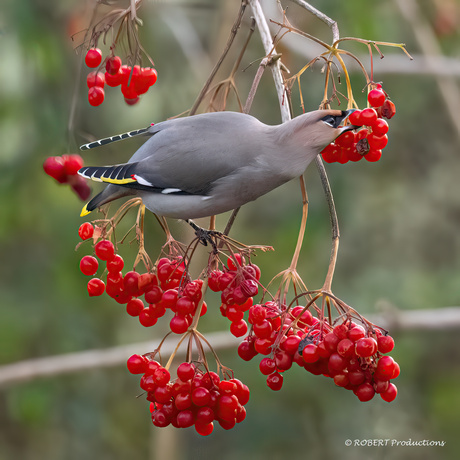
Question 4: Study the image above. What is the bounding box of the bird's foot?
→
[185,219,221,251]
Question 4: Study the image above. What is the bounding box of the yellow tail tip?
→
[80,204,91,217]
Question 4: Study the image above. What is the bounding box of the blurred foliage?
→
[1,0,460,459]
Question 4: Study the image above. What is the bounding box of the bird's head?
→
[286,109,357,152]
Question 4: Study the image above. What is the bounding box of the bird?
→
[78,109,356,225]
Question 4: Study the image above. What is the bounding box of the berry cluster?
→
[127,357,250,435]
[208,255,261,338]
[321,85,396,164]
[85,48,158,106]
[238,304,399,401]
[43,154,90,200]
[79,225,207,333]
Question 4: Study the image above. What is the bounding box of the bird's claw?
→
[186,220,221,252]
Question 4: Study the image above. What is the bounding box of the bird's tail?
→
[79,124,154,151]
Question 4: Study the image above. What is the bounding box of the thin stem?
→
[189,0,249,116]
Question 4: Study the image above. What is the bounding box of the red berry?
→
[94,240,115,261]
[43,156,67,183]
[328,352,348,373]
[360,108,378,126]
[355,383,375,402]
[355,337,377,357]
[266,372,283,391]
[367,133,388,150]
[106,254,124,273]
[348,110,362,126]
[336,338,355,358]
[88,86,104,106]
[138,308,158,327]
[86,71,105,88]
[126,354,148,374]
[381,99,396,119]
[380,382,397,402]
[87,278,105,296]
[364,149,382,162]
[124,97,140,106]
[105,56,122,75]
[375,356,396,380]
[323,332,340,352]
[321,144,339,163]
[145,286,164,304]
[367,88,386,108]
[377,335,395,353]
[80,255,99,276]
[195,421,214,436]
[301,344,319,363]
[78,222,94,240]
[335,131,356,148]
[104,70,124,87]
[85,48,102,68]
[126,298,144,317]
[63,154,84,175]
[348,325,365,342]
[371,118,389,136]
[123,271,141,296]
[237,338,258,361]
[259,357,276,375]
[177,362,195,382]
[169,314,190,334]
[152,367,170,386]
[230,319,248,337]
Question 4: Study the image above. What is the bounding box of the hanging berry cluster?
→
[43,154,90,200]
[85,48,158,107]
[321,85,396,164]
[127,359,250,435]
[75,197,399,436]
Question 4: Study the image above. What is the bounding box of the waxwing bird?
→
[78,109,355,221]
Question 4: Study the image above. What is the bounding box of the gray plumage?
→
[79,110,355,220]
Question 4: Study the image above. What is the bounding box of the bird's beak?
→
[339,109,359,132]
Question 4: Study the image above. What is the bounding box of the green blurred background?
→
[1,0,460,459]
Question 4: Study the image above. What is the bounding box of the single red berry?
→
[335,131,356,148]
[63,154,84,175]
[169,314,189,334]
[381,99,396,119]
[375,355,396,380]
[321,143,339,163]
[152,367,170,386]
[355,337,377,357]
[86,71,105,88]
[123,271,141,296]
[348,110,362,126]
[301,344,319,363]
[88,86,104,106]
[380,382,397,402]
[323,332,340,352]
[138,308,158,327]
[126,354,148,374]
[177,362,195,382]
[266,372,283,391]
[368,133,388,150]
[237,338,258,361]
[80,255,99,276]
[104,70,124,87]
[195,421,214,436]
[355,383,375,402]
[94,240,115,261]
[360,108,378,126]
[275,350,293,371]
[377,335,395,353]
[195,406,214,425]
[364,149,382,162]
[336,338,355,358]
[371,118,389,136]
[126,298,144,317]
[78,222,94,240]
[124,96,140,106]
[328,352,348,373]
[348,324,365,342]
[43,156,67,183]
[230,319,248,337]
[259,357,276,375]
[106,254,124,273]
[333,373,349,387]
[367,88,386,108]
[345,147,363,162]
[145,286,164,304]
[85,48,102,68]
[105,55,122,75]
[87,278,105,296]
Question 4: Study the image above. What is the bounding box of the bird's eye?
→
[321,115,336,127]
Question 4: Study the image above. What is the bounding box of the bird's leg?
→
[185,219,221,251]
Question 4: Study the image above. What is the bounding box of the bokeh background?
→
[1,0,460,459]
